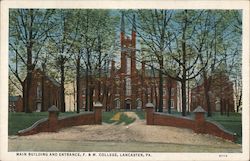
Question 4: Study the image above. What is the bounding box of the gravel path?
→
[9,112,241,152]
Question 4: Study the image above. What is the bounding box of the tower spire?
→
[121,12,125,33]
[132,14,136,32]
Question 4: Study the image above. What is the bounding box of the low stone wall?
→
[18,102,103,136]
[145,103,236,142]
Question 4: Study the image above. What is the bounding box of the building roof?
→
[193,106,206,113]
[32,69,61,87]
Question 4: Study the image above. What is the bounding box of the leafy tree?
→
[9,9,56,112]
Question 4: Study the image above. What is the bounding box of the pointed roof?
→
[193,106,206,113]
[132,14,136,32]
[121,12,125,33]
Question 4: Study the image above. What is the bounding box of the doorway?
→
[125,99,131,110]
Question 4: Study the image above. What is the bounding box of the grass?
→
[8,112,77,136]
[207,112,242,144]
[115,113,136,125]
[167,111,242,144]
[102,111,117,124]
[102,112,136,125]
[134,110,145,120]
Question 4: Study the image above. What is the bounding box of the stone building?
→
[24,69,61,112]
[79,14,180,111]
[190,73,235,113]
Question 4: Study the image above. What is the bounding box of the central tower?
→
[120,13,137,110]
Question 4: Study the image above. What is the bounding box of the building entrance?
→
[125,99,131,110]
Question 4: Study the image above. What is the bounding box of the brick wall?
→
[18,103,103,136]
[153,113,195,130]
[146,104,236,142]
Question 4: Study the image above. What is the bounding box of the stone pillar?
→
[48,105,59,132]
[145,103,154,125]
[94,101,103,124]
[193,106,206,133]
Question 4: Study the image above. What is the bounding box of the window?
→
[136,99,142,109]
[163,99,166,107]
[147,88,151,95]
[171,88,175,96]
[82,88,86,96]
[163,88,166,96]
[116,87,119,95]
[114,99,120,109]
[171,99,174,108]
[125,77,131,96]
[126,56,131,75]
[37,82,42,99]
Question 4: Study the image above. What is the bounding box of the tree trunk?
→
[167,78,172,114]
[220,98,224,115]
[237,93,242,112]
[76,55,80,113]
[60,58,65,112]
[41,74,45,112]
[158,56,164,112]
[22,83,26,112]
[85,70,89,111]
[181,79,186,116]
[203,73,212,117]
[89,85,93,111]
[25,47,33,113]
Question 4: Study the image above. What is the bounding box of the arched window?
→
[136,99,142,109]
[126,56,131,75]
[37,82,42,99]
[114,99,120,109]
[125,77,131,96]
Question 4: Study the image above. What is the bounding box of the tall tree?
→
[9,9,56,112]
[46,9,79,112]
[134,9,172,112]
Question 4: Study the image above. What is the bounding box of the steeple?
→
[131,14,136,48]
[121,12,125,33]
[132,14,136,32]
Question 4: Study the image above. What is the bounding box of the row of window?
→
[113,98,175,109]
[82,87,175,97]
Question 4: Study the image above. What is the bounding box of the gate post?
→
[145,103,154,125]
[193,106,206,133]
[48,105,59,132]
[94,101,103,124]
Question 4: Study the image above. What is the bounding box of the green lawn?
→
[8,112,76,135]
[134,110,145,120]
[115,113,136,125]
[207,112,242,144]
[102,111,117,124]
[102,112,136,125]
[166,111,242,143]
